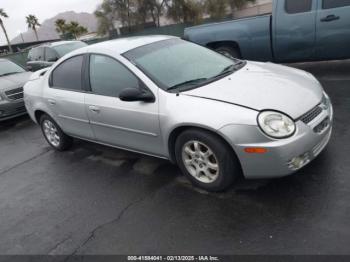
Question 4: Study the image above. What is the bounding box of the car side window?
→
[89,54,140,97]
[36,47,45,61]
[28,47,45,61]
[323,0,350,9]
[27,49,36,61]
[285,0,312,14]
[51,55,83,91]
[45,47,59,62]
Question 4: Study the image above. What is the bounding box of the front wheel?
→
[175,129,241,192]
[40,114,73,151]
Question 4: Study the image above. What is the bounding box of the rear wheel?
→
[215,45,240,59]
[175,129,241,192]
[40,114,73,151]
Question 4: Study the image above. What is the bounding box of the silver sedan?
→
[23,36,333,191]
[0,59,31,121]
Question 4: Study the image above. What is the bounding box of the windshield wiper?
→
[212,61,246,79]
[167,78,208,91]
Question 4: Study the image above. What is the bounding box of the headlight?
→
[320,92,330,110]
[258,111,296,139]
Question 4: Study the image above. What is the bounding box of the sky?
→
[0,0,101,45]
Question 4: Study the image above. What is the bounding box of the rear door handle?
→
[321,15,340,22]
[89,105,100,113]
[48,99,56,105]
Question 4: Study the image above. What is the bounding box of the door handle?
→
[48,99,56,105]
[321,15,340,22]
[89,105,100,113]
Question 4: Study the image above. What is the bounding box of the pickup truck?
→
[184,0,350,62]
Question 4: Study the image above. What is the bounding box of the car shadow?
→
[0,115,31,133]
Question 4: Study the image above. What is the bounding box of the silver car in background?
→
[0,59,32,121]
[24,36,333,191]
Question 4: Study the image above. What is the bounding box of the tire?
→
[40,114,73,151]
[215,45,240,59]
[175,129,241,192]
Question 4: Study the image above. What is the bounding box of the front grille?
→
[5,87,23,101]
[300,105,323,124]
[15,106,26,112]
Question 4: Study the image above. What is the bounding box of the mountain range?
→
[11,11,98,44]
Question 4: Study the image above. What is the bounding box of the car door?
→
[43,55,94,140]
[84,54,163,156]
[315,0,350,60]
[273,0,317,62]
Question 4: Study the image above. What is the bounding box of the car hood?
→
[0,71,32,91]
[183,62,323,119]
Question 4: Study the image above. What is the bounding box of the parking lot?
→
[0,60,349,256]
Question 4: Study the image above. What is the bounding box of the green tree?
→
[205,0,228,20]
[55,19,67,35]
[227,0,256,16]
[0,8,12,53]
[136,0,168,27]
[26,14,41,41]
[166,0,205,24]
[95,0,137,35]
[95,0,118,37]
[66,21,88,39]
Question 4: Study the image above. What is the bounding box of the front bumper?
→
[0,100,27,121]
[219,103,333,179]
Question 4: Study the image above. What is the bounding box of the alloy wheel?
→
[43,119,61,147]
[182,140,220,183]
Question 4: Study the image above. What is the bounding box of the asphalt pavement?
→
[0,60,349,256]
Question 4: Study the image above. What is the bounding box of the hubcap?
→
[43,120,60,147]
[182,141,219,184]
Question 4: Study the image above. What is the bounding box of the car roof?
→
[71,35,177,56]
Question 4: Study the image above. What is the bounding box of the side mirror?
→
[119,88,155,103]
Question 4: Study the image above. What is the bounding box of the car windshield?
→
[123,38,245,91]
[52,42,88,57]
[0,59,25,77]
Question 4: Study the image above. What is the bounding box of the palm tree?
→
[66,21,88,39]
[26,14,41,41]
[55,19,71,39]
[0,8,12,53]
[55,19,67,34]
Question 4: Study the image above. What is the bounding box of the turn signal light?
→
[244,148,267,154]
